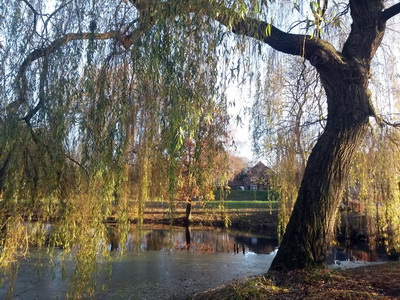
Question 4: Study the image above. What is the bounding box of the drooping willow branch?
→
[14,0,342,113]
[14,31,133,120]
[14,0,400,124]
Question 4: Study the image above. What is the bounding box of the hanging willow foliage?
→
[252,59,325,236]
[0,0,240,277]
[1,5,229,198]
[347,128,400,252]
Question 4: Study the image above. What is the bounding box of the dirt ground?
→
[193,261,400,299]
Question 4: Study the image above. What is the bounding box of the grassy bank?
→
[140,199,279,231]
[138,205,278,232]
[193,261,400,299]
[205,200,279,210]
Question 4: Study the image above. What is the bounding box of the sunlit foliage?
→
[0,2,244,297]
[348,128,400,252]
[0,2,234,289]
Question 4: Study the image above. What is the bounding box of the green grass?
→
[205,200,279,210]
[214,190,279,201]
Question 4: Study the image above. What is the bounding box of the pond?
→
[0,224,393,299]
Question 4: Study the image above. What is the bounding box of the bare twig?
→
[65,153,90,183]
[21,0,39,15]
[380,118,400,128]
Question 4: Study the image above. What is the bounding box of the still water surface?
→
[0,225,390,299]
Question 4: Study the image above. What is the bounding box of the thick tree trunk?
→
[270,89,370,270]
[269,65,374,271]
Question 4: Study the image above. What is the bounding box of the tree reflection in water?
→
[105,225,279,253]
[1,223,396,299]
[185,226,191,250]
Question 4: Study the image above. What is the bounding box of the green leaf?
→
[265,23,272,37]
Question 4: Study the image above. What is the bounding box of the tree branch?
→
[65,153,90,182]
[21,0,39,16]
[127,0,338,62]
[129,0,345,69]
[342,1,386,62]
[211,4,345,70]
[381,2,400,22]
[380,118,400,128]
[20,55,48,124]
[13,31,132,118]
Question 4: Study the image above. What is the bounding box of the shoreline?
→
[192,261,400,299]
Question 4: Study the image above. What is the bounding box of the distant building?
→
[228,161,273,190]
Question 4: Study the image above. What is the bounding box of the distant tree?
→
[227,155,245,181]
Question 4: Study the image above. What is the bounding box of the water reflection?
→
[21,222,398,262]
[108,225,279,254]
[107,225,397,262]
[327,240,390,264]
[107,225,119,252]
[1,223,398,299]
[1,224,280,300]
[185,226,191,250]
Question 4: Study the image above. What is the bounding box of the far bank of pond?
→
[129,202,384,244]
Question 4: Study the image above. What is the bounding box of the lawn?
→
[206,200,279,210]
[214,190,279,201]
[144,200,279,211]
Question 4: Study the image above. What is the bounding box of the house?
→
[228,161,273,190]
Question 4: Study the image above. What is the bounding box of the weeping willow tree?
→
[2,0,400,276]
[346,128,400,253]
[237,0,400,270]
